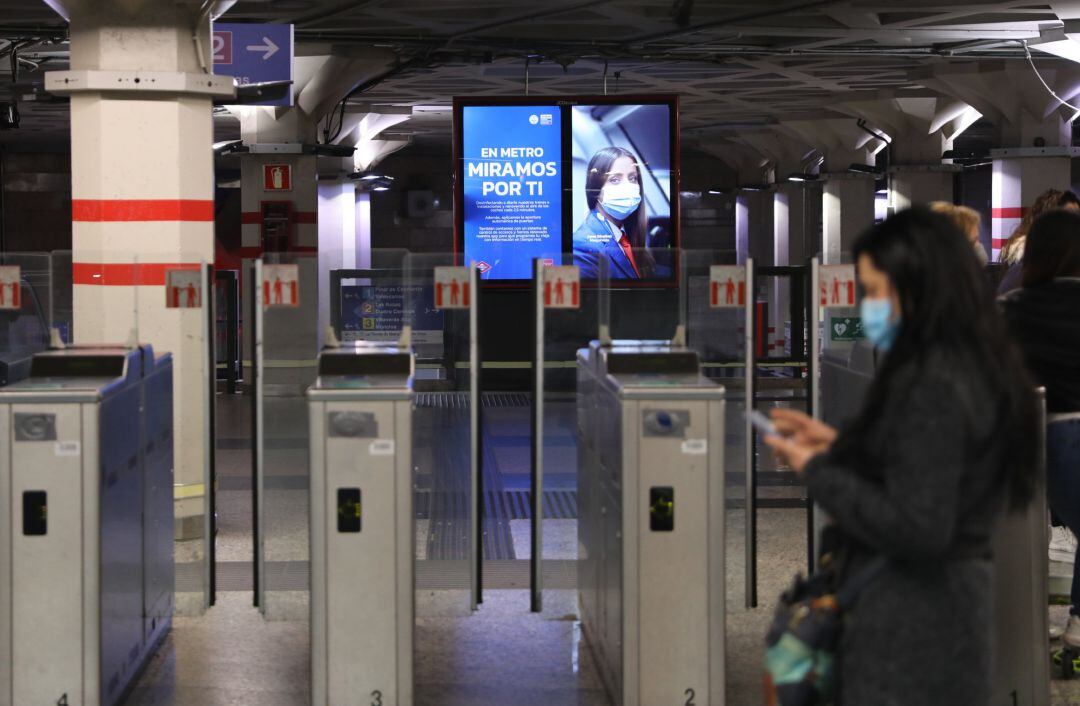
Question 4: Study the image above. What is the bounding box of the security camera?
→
[0,103,19,130]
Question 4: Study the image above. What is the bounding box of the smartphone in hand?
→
[747,409,778,437]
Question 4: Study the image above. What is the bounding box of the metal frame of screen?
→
[452,95,681,288]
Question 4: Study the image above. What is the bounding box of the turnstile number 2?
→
[22,490,47,535]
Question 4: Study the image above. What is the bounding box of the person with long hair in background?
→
[572,146,655,279]
[1001,208,1080,644]
[998,189,1080,293]
[766,208,1040,705]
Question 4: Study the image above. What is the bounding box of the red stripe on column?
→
[73,199,214,222]
[992,238,1010,249]
[991,207,1028,219]
[73,262,200,286]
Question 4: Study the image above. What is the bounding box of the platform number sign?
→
[433,266,471,309]
[262,264,300,308]
[165,268,201,308]
[0,265,20,310]
[543,265,580,309]
[819,264,857,308]
[709,265,745,308]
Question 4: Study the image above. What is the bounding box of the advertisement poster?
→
[570,104,673,281]
[462,105,563,280]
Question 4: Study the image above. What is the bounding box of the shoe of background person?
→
[1065,615,1080,648]
[1050,526,1078,564]
[1052,624,1065,641]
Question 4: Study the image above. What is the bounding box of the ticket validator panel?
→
[309,343,414,706]
[577,342,726,706]
[0,345,174,706]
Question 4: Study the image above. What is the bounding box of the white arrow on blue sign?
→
[212,23,294,106]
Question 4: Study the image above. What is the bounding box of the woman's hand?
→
[763,434,818,475]
[762,409,838,475]
[769,409,837,455]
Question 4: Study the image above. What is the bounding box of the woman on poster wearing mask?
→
[573,146,656,280]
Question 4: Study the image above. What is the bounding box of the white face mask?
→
[600,181,642,220]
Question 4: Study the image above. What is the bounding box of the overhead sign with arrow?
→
[212,23,294,106]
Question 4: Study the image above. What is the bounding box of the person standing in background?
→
[929,202,987,265]
[1000,209,1080,645]
[998,189,1080,293]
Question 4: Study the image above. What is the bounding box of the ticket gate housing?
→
[309,343,415,706]
[577,341,726,706]
[0,345,174,706]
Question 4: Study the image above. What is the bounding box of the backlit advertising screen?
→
[461,105,563,280]
[455,96,679,285]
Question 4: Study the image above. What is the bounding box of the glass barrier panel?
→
[405,252,476,617]
[50,250,73,345]
[259,252,319,620]
[132,254,213,614]
[0,253,52,385]
[537,256,599,618]
[680,249,748,616]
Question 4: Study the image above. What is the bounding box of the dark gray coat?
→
[804,369,1006,706]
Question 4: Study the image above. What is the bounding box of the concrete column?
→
[317,179,358,341]
[356,191,372,269]
[991,151,1075,261]
[890,168,958,210]
[773,182,819,356]
[822,174,875,264]
[45,0,233,606]
[735,190,773,265]
[238,152,319,253]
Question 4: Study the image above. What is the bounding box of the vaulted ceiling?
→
[0,1,1073,147]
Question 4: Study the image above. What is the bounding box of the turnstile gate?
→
[309,342,415,706]
[0,345,175,706]
[577,340,726,706]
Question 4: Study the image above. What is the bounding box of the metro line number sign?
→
[212,23,294,106]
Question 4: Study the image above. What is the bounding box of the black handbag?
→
[764,552,887,706]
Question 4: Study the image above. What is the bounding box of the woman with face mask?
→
[572,146,655,279]
[764,208,1040,705]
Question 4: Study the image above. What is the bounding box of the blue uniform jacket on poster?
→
[572,210,639,280]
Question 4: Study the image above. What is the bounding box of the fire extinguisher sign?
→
[263,164,292,191]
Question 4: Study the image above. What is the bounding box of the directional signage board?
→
[819,264,857,308]
[709,265,746,308]
[340,284,443,346]
[212,23,294,106]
